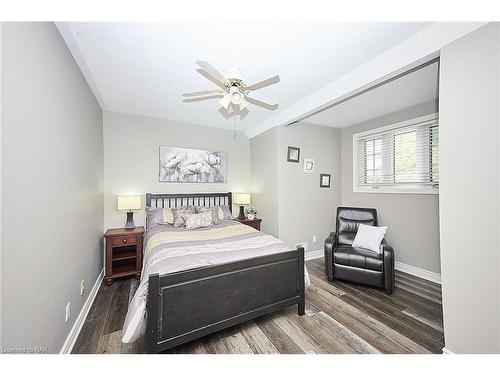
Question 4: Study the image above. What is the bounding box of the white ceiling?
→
[57,22,434,133]
[304,60,439,128]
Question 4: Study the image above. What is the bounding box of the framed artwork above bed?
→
[159,146,228,183]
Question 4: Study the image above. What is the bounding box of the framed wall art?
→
[159,146,227,183]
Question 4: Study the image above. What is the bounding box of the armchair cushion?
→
[333,245,384,272]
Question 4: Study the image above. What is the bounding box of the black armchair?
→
[324,207,395,294]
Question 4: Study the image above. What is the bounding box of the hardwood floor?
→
[72,258,444,354]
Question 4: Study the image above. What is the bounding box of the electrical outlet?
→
[80,280,85,296]
[312,235,317,243]
[65,302,71,323]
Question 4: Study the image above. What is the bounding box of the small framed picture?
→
[303,158,315,173]
[287,146,300,163]
[320,173,331,188]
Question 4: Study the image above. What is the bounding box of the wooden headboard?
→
[146,192,232,213]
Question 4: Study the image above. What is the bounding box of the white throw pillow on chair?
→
[352,224,387,253]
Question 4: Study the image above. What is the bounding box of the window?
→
[430,125,439,182]
[363,138,382,184]
[353,114,439,194]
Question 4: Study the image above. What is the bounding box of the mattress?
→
[122,219,309,343]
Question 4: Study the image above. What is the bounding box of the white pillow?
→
[352,224,387,253]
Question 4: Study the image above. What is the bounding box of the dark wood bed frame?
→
[145,192,305,353]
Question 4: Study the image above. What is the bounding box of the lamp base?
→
[125,211,135,229]
[237,205,246,220]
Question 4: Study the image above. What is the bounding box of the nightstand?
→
[234,217,262,231]
[104,226,144,285]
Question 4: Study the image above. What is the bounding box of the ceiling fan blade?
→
[246,92,278,109]
[183,94,222,103]
[183,89,222,97]
[196,61,228,86]
[245,67,280,90]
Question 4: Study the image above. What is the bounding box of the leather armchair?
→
[324,207,395,294]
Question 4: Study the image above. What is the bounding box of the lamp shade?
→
[233,193,251,205]
[117,195,141,211]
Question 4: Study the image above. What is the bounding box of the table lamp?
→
[117,195,141,229]
[233,193,251,220]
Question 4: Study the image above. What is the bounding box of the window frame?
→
[352,113,439,195]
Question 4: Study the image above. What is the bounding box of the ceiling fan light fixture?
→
[229,85,243,105]
[219,95,231,110]
[185,61,280,114]
[239,98,249,111]
[231,92,243,105]
[229,85,244,105]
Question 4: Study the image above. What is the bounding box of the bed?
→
[122,192,306,353]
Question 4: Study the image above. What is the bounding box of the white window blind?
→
[353,114,439,193]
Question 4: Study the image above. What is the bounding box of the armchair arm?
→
[325,231,337,247]
[381,239,395,294]
[324,232,337,281]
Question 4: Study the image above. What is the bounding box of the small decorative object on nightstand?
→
[233,193,251,220]
[245,206,257,220]
[104,226,144,285]
[235,217,262,231]
[117,195,142,229]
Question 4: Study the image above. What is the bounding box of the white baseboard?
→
[305,249,323,261]
[395,261,441,284]
[59,268,104,354]
[442,347,454,354]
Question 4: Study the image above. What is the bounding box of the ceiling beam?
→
[244,22,487,138]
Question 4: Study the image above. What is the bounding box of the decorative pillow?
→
[219,205,233,220]
[145,207,174,231]
[217,206,224,221]
[162,207,174,225]
[145,207,163,231]
[352,224,387,253]
[185,211,214,230]
[172,206,196,227]
[196,206,221,225]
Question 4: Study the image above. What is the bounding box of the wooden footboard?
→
[146,246,305,353]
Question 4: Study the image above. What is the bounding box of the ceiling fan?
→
[183,61,280,113]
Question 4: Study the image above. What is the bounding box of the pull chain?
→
[233,114,237,139]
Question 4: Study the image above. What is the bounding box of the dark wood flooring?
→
[72,258,444,354]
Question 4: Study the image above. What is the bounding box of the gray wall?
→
[439,23,500,353]
[250,123,342,254]
[341,101,441,274]
[276,124,342,252]
[250,127,280,237]
[1,23,103,353]
[103,111,251,230]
